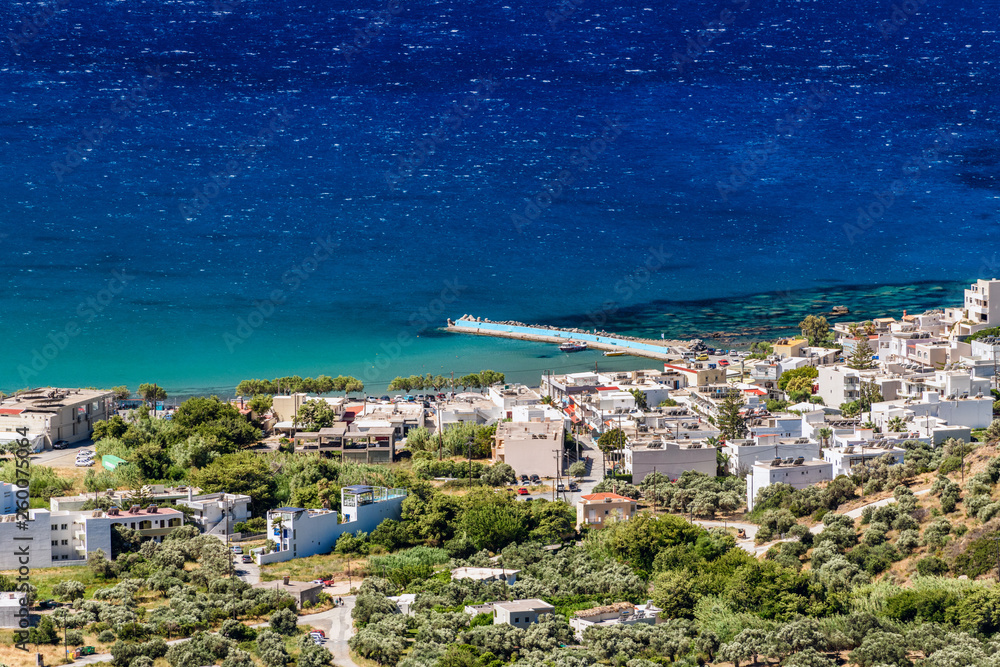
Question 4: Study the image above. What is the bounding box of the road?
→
[235,556,261,584]
[302,596,359,667]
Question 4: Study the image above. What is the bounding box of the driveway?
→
[301,596,359,667]
[235,557,261,585]
[32,440,95,469]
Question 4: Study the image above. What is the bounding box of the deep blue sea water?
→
[1,0,997,395]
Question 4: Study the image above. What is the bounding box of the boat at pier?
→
[559,341,588,352]
[603,350,626,357]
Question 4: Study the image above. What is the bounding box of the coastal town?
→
[6,278,1000,667]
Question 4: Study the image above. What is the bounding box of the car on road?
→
[53,440,69,450]
[231,546,243,555]
[517,487,529,495]
[321,579,336,587]
[718,359,730,366]
[556,483,565,492]
[568,482,579,491]
[241,555,252,563]
[696,354,709,361]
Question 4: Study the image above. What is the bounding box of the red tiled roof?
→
[0,408,25,415]
[580,492,633,502]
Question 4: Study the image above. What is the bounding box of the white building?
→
[0,388,114,448]
[489,384,541,418]
[0,592,27,629]
[823,445,905,478]
[0,504,184,569]
[492,599,555,628]
[178,492,252,536]
[260,485,407,564]
[815,366,901,409]
[964,279,1000,326]
[723,438,820,475]
[569,601,661,640]
[747,458,833,511]
[492,420,565,478]
[451,567,519,586]
[624,439,717,483]
[871,392,993,431]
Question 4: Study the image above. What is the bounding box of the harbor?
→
[444,316,689,361]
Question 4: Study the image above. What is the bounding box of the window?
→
[51,525,57,531]
[51,540,58,547]
[61,540,68,546]
[62,555,68,560]
[513,617,519,623]
[61,524,67,530]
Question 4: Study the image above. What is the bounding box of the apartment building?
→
[823,444,905,477]
[293,423,396,463]
[623,439,717,483]
[492,420,565,478]
[0,388,113,448]
[747,458,833,511]
[723,438,820,475]
[178,492,252,535]
[489,384,541,419]
[815,366,901,409]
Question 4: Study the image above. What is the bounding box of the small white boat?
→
[603,350,626,357]
[559,340,588,352]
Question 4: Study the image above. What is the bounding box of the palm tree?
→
[887,416,906,433]
[817,427,833,449]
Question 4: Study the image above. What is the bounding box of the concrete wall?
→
[626,444,716,483]
[259,493,406,565]
[0,510,53,570]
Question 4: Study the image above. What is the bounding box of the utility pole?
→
[468,440,473,488]
[552,448,561,501]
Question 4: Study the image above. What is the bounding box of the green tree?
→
[137,383,167,407]
[459,489,527,552]
[798,315,830,346]
[191,452,277,514]
[629,389,648,410]
[716,391,748,441]
[248,394,273,415]
[817,427,833,447]
[848,631,911,667]
[777,366,818,392]
[294,399,337,430]
[29,615,59,645]
[848,337,876,370]
[597,428,627,478]
[785,375,814,403]
[887,416,906,433]
[388,376,412,392]
[269,607,298,635]
[568,461,587,479]
[111,385,131,401]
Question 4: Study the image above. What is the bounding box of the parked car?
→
[436,393,446,400]
[568,482,580,492]
[718,359,730,366]
[520,474,529,483]
[380,395,391,402]
[696,354,709,361]
[75,459,94,467]
[37,599,57,609]
[404,395,415,402]
[232,546,243,555]
[529,475,541,484]
[52,440,68,450]
[321,580,336,587]
[241,555,252,563]
[310,630,326,638]
[556,483,566,492]
[517,487,529,495]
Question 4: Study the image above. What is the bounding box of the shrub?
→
[269,607,298,635]
[916,556,949,577]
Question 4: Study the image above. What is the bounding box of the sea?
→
[1,0,997,396]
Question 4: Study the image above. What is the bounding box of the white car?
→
[75,459,94,467]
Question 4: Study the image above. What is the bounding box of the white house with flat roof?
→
[260,486,406,564]
[723,438,820,475]
[747,458,833,511]
[624,439,716,483]
[492,599,555,628]
[823,445,905,478]
[569,601,661,640]
[451,567,519,585]
[492,420,565,478]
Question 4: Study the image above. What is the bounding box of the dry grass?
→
[259,552,359,583]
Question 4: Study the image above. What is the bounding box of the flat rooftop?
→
[494,599,554,613]
[753,459,830,470]
[0,387,112,412]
